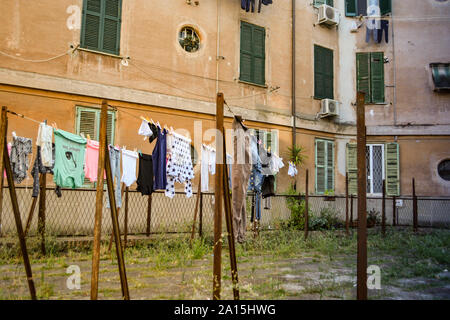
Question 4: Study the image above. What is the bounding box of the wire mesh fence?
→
[0,187,449,237]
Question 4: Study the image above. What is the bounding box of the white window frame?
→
[366,143,385,196]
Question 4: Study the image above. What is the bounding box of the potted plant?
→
[323,189,336,201]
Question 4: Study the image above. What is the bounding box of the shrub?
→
[309,207,344,231]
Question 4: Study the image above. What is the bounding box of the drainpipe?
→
[292,0,296,148]
[216,0,220,94]
[391,4,397,126]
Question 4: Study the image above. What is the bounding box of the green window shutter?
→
[240,22,265,86]
[314,45,334,99]
[346,143,358,195]
[370,52,385,103]
[315,140,326,194]
[77,107,97,139]
[240,22,254,83]
[314,0,334,7]
[345,0,357,16]
[253,26,266,86]
[326,141,334,191]
[356,52,371,103]
[81,0,121,55]
[106,111,116,145]
[380,0,392,16]
[385,142,400,196]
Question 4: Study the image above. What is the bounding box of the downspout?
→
[391,4,397,126]
[292,0,296,148]
[216,0,220,94]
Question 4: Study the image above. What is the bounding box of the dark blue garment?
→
[377,20,389,43]
[258,0,273,13]
[241,0,255,12]
[152,127,167,191]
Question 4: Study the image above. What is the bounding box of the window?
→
[240,21,266,86]
[76,106,116,145]
[366,144,385,194]
[345,0,391,17]
[356,52,385,103]
[315,139,334,194]
[314,45,334,100]
[430,63,450,92]
[346,142,399,195]
[81,0,122,55]
[179,27,200,53]
[314,0,334,7]
[438,160,450,181]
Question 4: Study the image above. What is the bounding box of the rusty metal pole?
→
[213,92,224,300]
[345,175,349,235]
[304,169,309,240]
[1,106,36,299]
[350,194,354,226]
[413,178,418,232]
[38,173,47,255]
[90,100,108,300]
[356,91,368,300]
[382,179,386,237]
[124,186,129,248]
[392,195,396,226]
[190,173,202,243]
[146,194,152,236]
[199,192,203,238]
[108,183,126,252]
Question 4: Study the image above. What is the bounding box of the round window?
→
[437,159,450,181]
[179,27,200,53]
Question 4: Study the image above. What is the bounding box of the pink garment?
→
[84,139,100,182]
[3,143,11,178]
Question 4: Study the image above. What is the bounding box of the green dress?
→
[53,129,87,188]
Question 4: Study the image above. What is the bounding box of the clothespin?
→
[51,122,58,130]
[268,146,271,153]
[123,145,126,151]
[156,121,161,129]
[170,126,174,133]
[140,116,148,122]
[145,117,150,123]
[150,118,155,124]
[86,134,91,140]
[133,147,137,153]
[80,133,85,139]
[12,131,17,139]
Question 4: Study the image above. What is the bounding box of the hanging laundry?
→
[288,162,298,177]
[152,126,167,191]
[148,122,158,144]
[31,144,55,198]
[53,129,87,189]
[121,149,138,187]
[200,144,210,192]
[84,139,101,182]
[136,152,153,195]
[377,20,389,44]
[263,196,271,210]
[270,153,284,175]
[138,120,154,140]
[241,0,272,13]
[10,135,32,184]
[106,145,122,208]
[36,122,53,167]
[261,175,275,198]
[165,131,194,198]
[232,118,252,243]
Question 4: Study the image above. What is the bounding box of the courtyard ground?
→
[0,228,449,300]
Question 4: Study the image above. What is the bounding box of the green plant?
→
[309,207,344,231]
[283,186,312,230]
[367,209,381,225]
[324,189,335,196]
[287,145,307,166]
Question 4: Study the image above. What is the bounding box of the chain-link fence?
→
[0,187,449,237]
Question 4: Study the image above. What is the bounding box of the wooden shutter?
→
[315,140,326,194]
[370,52,385,103]
[326,141,334,191]
[102,0,122,55]
[77,108,97,139]
[253,26,266,86]
[385,142,400,196]
[380,0,392,16]
[356,52,371,103]
[345,0,357,16]
[314,45,333,99]
[240,22,253,83]
[346,143,358,195]
[81,0,121,55]
[106,111,116,145]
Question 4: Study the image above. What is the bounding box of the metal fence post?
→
[304,169,309,240]
[345,174,349,235]
[413,178,418,232]
[382,179,386,237]
[392,195,396,226]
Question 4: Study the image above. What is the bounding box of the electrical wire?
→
[0,47,75,63]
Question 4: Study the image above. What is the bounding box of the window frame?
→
[315,138,335,195]
[366,143,385,196]
[75,106,116,144]
[80,0,123,56]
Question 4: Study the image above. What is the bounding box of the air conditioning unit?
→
[320,99,339,118]
[317,4,340,26]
